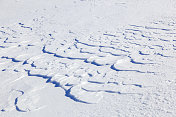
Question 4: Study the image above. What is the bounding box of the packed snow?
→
[0,0,176,117]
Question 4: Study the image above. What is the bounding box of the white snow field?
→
[0,0,176,116]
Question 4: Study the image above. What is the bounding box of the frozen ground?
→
[0,0,176,117]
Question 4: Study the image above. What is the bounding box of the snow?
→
[0,0,176,116]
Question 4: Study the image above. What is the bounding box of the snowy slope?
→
[0,0,176,117]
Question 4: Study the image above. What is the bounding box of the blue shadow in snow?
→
[65,88,91,104]
[1,56,21,62]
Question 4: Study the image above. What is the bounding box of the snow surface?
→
[0,0,176,117]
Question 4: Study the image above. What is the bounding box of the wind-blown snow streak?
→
[0,18,176,115]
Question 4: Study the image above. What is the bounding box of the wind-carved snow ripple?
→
[1,20,176,104]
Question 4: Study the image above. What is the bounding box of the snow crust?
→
[0,0,176,116]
